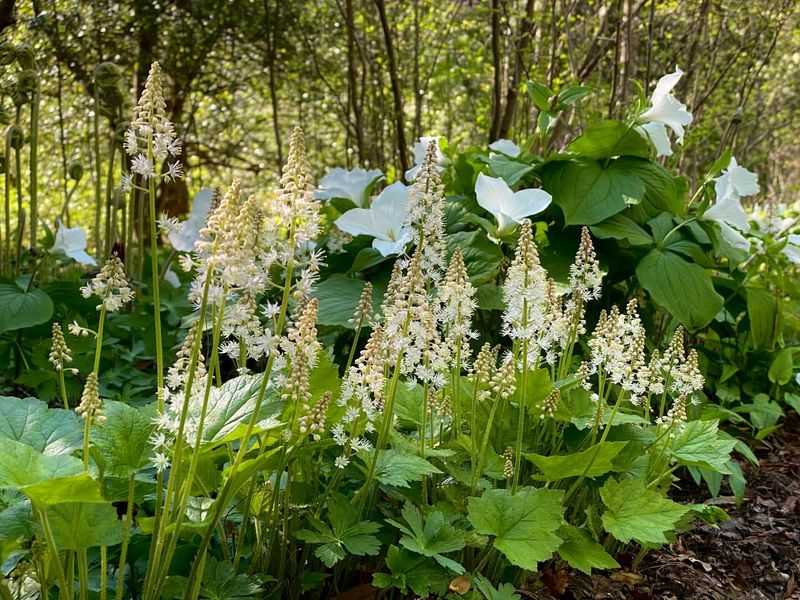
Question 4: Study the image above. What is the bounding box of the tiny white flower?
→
[164,161,183,182]
[335,182,414,256]
[489,139,521,158]
[168,188,214,252]
[637,67,693,157]
[50,223,97,266]
[120,173,134,193]
[314,167,384,207]
[335,455,350,469]
[152,452,170,473]
[475,172,552,236]
[131,154,156,179]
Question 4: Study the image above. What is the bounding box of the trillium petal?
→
[315,167,384,207]
[505,188,552,223]
[370,182,409,223]
[475,172,513,219]
[783,234,800,265]
[489,139,521,157]
[715,157,759,199]
[169,188,213,252]
[639,67,693,144]
[163,268,181,288]
[704,190,750,232]
[717,221,751,251]
[372,230,413,256]
[50,224,97,266]
[335,208,379,238]
[638,122,673,157]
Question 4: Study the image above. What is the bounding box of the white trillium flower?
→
[335,182,414,256]
[637,67,693,157]
[782,234,800,265]
[50,223,97,266]
[475,172,552,236]
[168,188,214,252]
[703,156,759,252]
[405,136,448,181]
[314,167,384,207]
[163,267,181,288]
[489,139,521,158]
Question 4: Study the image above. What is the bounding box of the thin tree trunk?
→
[346,0,364,161]
[489,0,503,141]
[374,0,409,176]
[499,0,535,139]
[265,0,283,167]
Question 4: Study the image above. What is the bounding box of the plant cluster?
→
[0,55,797,600]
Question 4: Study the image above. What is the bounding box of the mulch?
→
[539,413,800,600]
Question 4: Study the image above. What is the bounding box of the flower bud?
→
[8,124,24,150]
[15,44,36,69]
[0,41,15,65]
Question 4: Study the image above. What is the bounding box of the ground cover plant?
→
[0,2,799,599]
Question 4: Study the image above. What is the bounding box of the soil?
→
[542,414,800,600]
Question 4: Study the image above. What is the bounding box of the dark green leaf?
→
[568,120,650,160]
[745,287,777,350]
[557,524,619,574]
[0,396,82,455]
[0,284,54,333]
[590,214,653,246]
[525,441,628,480]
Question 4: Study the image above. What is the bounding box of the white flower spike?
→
[168,188,214,252]
[50,223,97,266]
[315,167,384,207]
[475,172,552,236]
[335,182,414,256]
[638,67,693,157]
[489,139,521,158]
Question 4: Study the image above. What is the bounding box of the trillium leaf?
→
[371,449,441,488]
[524,441,628,480]
[745,287,778,350]
[590,214,653,247]
[467,487,564,570]
[636,248,723,329]
[557,524,619,574]
[311,275,381,328]
[541,159,645,225]
[0,283,54,333]
[47,502,125,550]
[446,230,503,285]
[486,155,534,186]
[568,120,651,160]
[0,396,83,455]
[600,477,688,545]
[92,401,156,476]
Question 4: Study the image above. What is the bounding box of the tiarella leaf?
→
[600,478,688,545]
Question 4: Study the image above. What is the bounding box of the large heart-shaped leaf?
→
[47,502,125,549]
[0,283,54,333]
[568,120,650,160]
[0,396,83,455]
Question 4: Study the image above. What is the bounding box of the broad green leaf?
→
[541,159,645,225]
[0,396,82,455]
[446,230,504,285]
[23,472,106,507]
[372,449,442,488]
[768,348,794,385]
[0,437,82,490]
[487,156,534,186]
[0,283,54,333]
[526,79,553,111]
[372,545,451,597]
[525,441,628,480]
[349,247,391,273]
[47,502,125,550]
[472,573,520,600]
[196,374,282,446]
[568,120,650,160]
[636,248,723,329]
[295,494,381,567]
[557,524,619,574]
[669,420,736,473]
[619,158,685,216]
[467,487,564,569]
[385,502,466,574]
[476,283,505,311]
[590,214,653,246]
[311,275,380,328]
[600,478,688,544]
[745,287,777,350]
[92,401,155,476]
[556,85,593,108]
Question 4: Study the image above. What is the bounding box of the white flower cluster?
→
[122,62,183,191]
[435,247,477,365]
[80,254,134,312]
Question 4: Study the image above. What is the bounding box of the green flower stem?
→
[100,546,107,600]
[147,173,164,406]
[470,388,505,495]
[115,474,136,600]
[29,81,39,250]
[36,509,69,599]
[182,221,299,597]
[77,549,89,600]
[57,368,69,410]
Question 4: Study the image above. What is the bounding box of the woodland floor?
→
[541,414,800,600]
